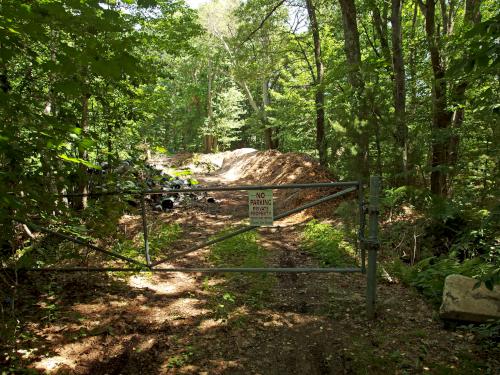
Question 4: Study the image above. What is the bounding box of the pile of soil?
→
[218,149,353,218]
[150,148,350,218]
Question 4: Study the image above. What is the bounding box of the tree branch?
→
[242,0,287,44]
[360,20,380,58]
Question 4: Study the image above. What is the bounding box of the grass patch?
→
[301,220,357,267]
[166,346,196,368]
[206,230,275,319]
[113,222,182,261]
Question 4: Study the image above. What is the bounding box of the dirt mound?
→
[227,150,331,185]
[218,148,259,180]
[149,149,258,174]
[219,149,352,218]
[151,148,355,218]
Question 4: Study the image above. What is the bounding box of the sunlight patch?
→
[35,355,76,373]
[168,298,209,317]
[128,274,196,296]
[198,318,222,332]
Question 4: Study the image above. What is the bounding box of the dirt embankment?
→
[223,149,349,218]
[155,149,352,218]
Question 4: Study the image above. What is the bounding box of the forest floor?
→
[2,150,499,374]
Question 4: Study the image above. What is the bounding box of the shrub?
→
[301,220,357,267]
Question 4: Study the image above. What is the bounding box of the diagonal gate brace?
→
[151,186,357,267]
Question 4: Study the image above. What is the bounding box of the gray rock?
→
[439,274,500,323]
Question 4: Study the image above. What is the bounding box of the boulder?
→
[439,274,500,323]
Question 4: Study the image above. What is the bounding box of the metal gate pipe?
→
[142,182,359,195]
[153,267,362,273]
[61,181,359,197]
[366,176,380,319]
[18,221,148,268]
[18,267,362,273]
[151,186,357,267]
[358,181,366,273]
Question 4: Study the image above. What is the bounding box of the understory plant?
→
[208,230,275,316]
[301,219,357,267]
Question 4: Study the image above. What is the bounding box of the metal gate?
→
[13,176,381,318]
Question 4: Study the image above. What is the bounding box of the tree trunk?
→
[305,0,327,166]
[419,0,453,196]
[339,0,369,179]
[204,68,216,153]
[261,79,277,149]
[74,94,90,209]
[409,1,418,117]
[238,79,275,149]
[369,0,392,66]
[391,0,408,184]
[449,0,482,171]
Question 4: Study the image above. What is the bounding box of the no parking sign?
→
[248,190,274,226]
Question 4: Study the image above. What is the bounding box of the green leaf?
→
[58,154,101,170]
[79,138,95,149]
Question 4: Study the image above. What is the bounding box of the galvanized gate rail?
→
[10,177,380,318]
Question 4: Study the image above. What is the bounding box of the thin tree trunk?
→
[339,0,369,179]
[239,78,276,150]
[449,0,482,170]
[305,0,327,166]
[75,94,90,209]
[369,0,392,66]
[391,0,408,184]
[418,0,452,196]
[409,1,418,117]
[261,79,277,150]
[204,67,215,153]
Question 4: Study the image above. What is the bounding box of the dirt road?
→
[9,150,497,374]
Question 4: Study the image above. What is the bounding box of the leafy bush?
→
[301,220,357,267]
[334,200,358,242]
[114,222,181,260]
[389,256,498,306]
[386,197,499,306]
[382,186,433,214]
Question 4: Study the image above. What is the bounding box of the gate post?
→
[358,181,366,273]
[366,176,380,319]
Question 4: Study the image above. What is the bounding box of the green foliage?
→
[301,220,357,267]
[209,230,275,310]
[149,222,182,253]
[84,197,129,237]
[382,186,433,212]
[166,346,196,368]
[114,222,182,260]
[205,86,246,150]
[210,231,265,268]
[385,195,499,305]
[334,200,359,242]
[0,0,200,258]
[459,320,500,350]
[389,256,498,306]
